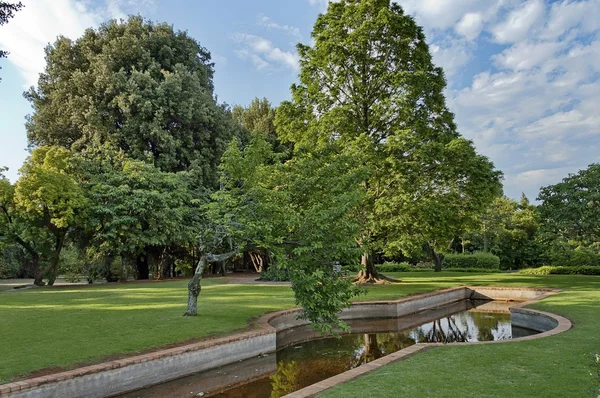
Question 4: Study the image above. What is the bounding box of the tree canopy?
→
[24,15,235,186]
[275,0,501,276]
[538,163,600,251]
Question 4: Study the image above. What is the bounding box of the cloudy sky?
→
[0,0,598,200]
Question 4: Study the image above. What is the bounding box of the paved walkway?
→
[0,273,290,292]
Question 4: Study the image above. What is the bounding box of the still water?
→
[119,300,538,398]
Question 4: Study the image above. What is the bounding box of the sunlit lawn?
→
[1,272,599,397]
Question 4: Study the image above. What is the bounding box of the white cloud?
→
[455,12,484,40]
[257,14,302,39]
[231,33,299,71]
[491,0,546,44]
[493,40,565,71]
[0,0,156,88]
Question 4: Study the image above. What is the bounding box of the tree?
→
[0,168,44,284]
[461,195,545,270]
[24,16,235,187]
[13,147,87,285]
[75,145,201,281]
[275,0,501,278]
[232,97,277,140]
[0,1,23,80]
[538,164,600,257]
[185,136,365,331]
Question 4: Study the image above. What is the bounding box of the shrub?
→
[443,252,500,269]
[258,266,290,281]
[377,263,430,272]
[519,266,600,276]
[444,267,502,273]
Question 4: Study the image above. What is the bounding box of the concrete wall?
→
[510,308,559,333]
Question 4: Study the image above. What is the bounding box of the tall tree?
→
[276,0,501,278]
[0,1,23,80]
[13,147,88,285]
[24,16,234,187]
[538,164,600,252]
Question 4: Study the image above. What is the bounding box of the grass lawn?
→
[0,273,599,397]
[321,272,600,398]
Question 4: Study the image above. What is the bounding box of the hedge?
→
[443,252,500,269]
[377,263,430,272]
[519,266,600,276]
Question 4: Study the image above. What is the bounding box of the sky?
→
[0,0,599,201]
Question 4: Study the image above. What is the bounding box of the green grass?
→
[320,272,600,398]
[1,272,599,398]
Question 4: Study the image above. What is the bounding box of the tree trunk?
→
[184,250,238,316]
[47,234,65,286]
[354,252,398,284]
[136,254,149,280]
[432,250,444,273]
[32,253,44,286]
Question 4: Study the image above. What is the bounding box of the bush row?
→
[519,266,600,276]
[443,252,500,269]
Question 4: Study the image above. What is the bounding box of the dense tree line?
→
[1,1,597,329]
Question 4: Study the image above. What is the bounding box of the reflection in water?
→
[118,300,539,398]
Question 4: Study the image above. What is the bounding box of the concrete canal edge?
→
[0,287,572,398]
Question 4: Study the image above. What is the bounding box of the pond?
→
[118,300,538,398]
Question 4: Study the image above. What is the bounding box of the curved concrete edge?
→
[0,286,570,398]
[282,288,572,398]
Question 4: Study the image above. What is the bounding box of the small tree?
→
[14,147,87,285]
[185,136,365,332]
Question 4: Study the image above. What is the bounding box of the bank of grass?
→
[320,272,600,398]
[0,272,599,397]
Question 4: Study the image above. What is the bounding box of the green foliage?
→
[377,263,416,272]
[519,266,600,276]
[443,252,500,269]
[258,265,290,282]
[208,135,366,331]
[538,164,600,251]
[444,268,502,274]
[12,147,88,284]
[75,145,201,278]
[24,16,235,186]
[275,0,502,273]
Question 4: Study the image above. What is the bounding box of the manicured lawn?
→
[1,272,599,398]
[321,272,600,398]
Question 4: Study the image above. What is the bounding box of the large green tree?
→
[275,0,501,277]
[538,164,600,256]
[24,16,234,186]
[75,145,201,281]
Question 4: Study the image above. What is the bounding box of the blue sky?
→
[0,0,599,201]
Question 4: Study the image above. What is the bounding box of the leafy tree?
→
[13,147,87,285]
[538,164,600,261]
[462,195,545,270]
[232,97,277,140]
[75,145,201,281]
[0,1,23,80]
[0,168,45,284]
[24,16,234,187]
[185,136,365,331]
[275,0,501,277]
